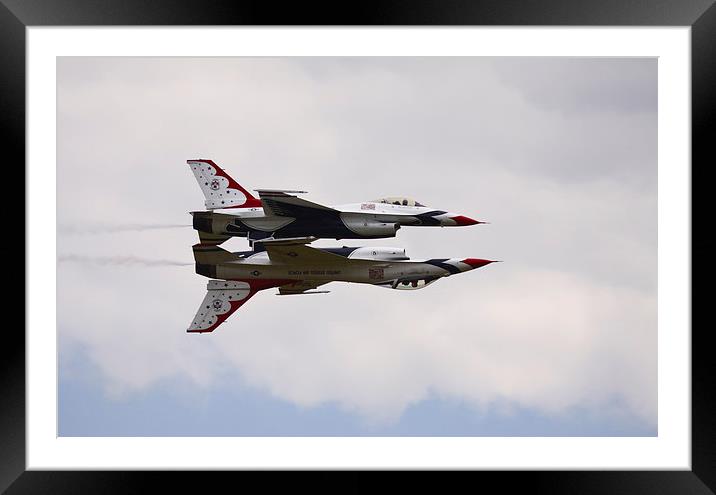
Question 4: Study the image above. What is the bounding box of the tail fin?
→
[186,278,296,333]
[187,280,255,333]
[187,159,262,209]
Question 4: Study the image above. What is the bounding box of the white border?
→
[28,27,691,469]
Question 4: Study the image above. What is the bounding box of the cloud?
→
[58,255,655,426]
[57,57,657,432]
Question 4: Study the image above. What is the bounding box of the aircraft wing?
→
[265,241,350,265]
[256,190,339,218]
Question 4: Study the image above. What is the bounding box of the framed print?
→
[4,0,714,492]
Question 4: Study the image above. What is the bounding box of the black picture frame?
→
[3,0,713,492]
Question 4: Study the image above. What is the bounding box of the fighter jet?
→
[187,159,484,245]
[187,237,497,333]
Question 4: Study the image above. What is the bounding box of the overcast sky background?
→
[57,57,657,436]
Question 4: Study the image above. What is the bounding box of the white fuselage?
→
[212,202,462,227]
[213,250,472,286]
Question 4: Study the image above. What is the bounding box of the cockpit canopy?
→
[373,197,425,207]
[392,277,439,290]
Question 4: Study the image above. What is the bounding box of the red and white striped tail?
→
[187,159,262,210]
[187,279,295,333]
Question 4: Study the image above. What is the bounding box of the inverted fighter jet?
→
[187,237,497,333]
[187,159,484,245]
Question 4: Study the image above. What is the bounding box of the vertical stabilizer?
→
[187,159,262,209]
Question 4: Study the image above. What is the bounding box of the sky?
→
[57,57,657,436]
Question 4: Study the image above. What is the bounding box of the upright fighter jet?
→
[187,237,497,333]
[187,159,484,245]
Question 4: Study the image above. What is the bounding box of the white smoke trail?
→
[58,255,193,267]
[58,224,191,235]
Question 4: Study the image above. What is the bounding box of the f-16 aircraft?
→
[187,159,484,245]
[187,237,497,333]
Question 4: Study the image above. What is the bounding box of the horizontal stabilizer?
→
[192,243,240,264]
[256,190,337,218]
[254,189,308,195]
[197,231,231,246]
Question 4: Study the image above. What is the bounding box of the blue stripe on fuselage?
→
[424,258,460,274]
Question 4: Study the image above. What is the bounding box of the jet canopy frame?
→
[373,197,426,207]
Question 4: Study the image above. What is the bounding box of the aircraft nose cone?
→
[461,258,497,269]
[450,215,482,226]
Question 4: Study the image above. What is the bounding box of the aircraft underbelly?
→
[215,262,444,284]
[241,216,296,231]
